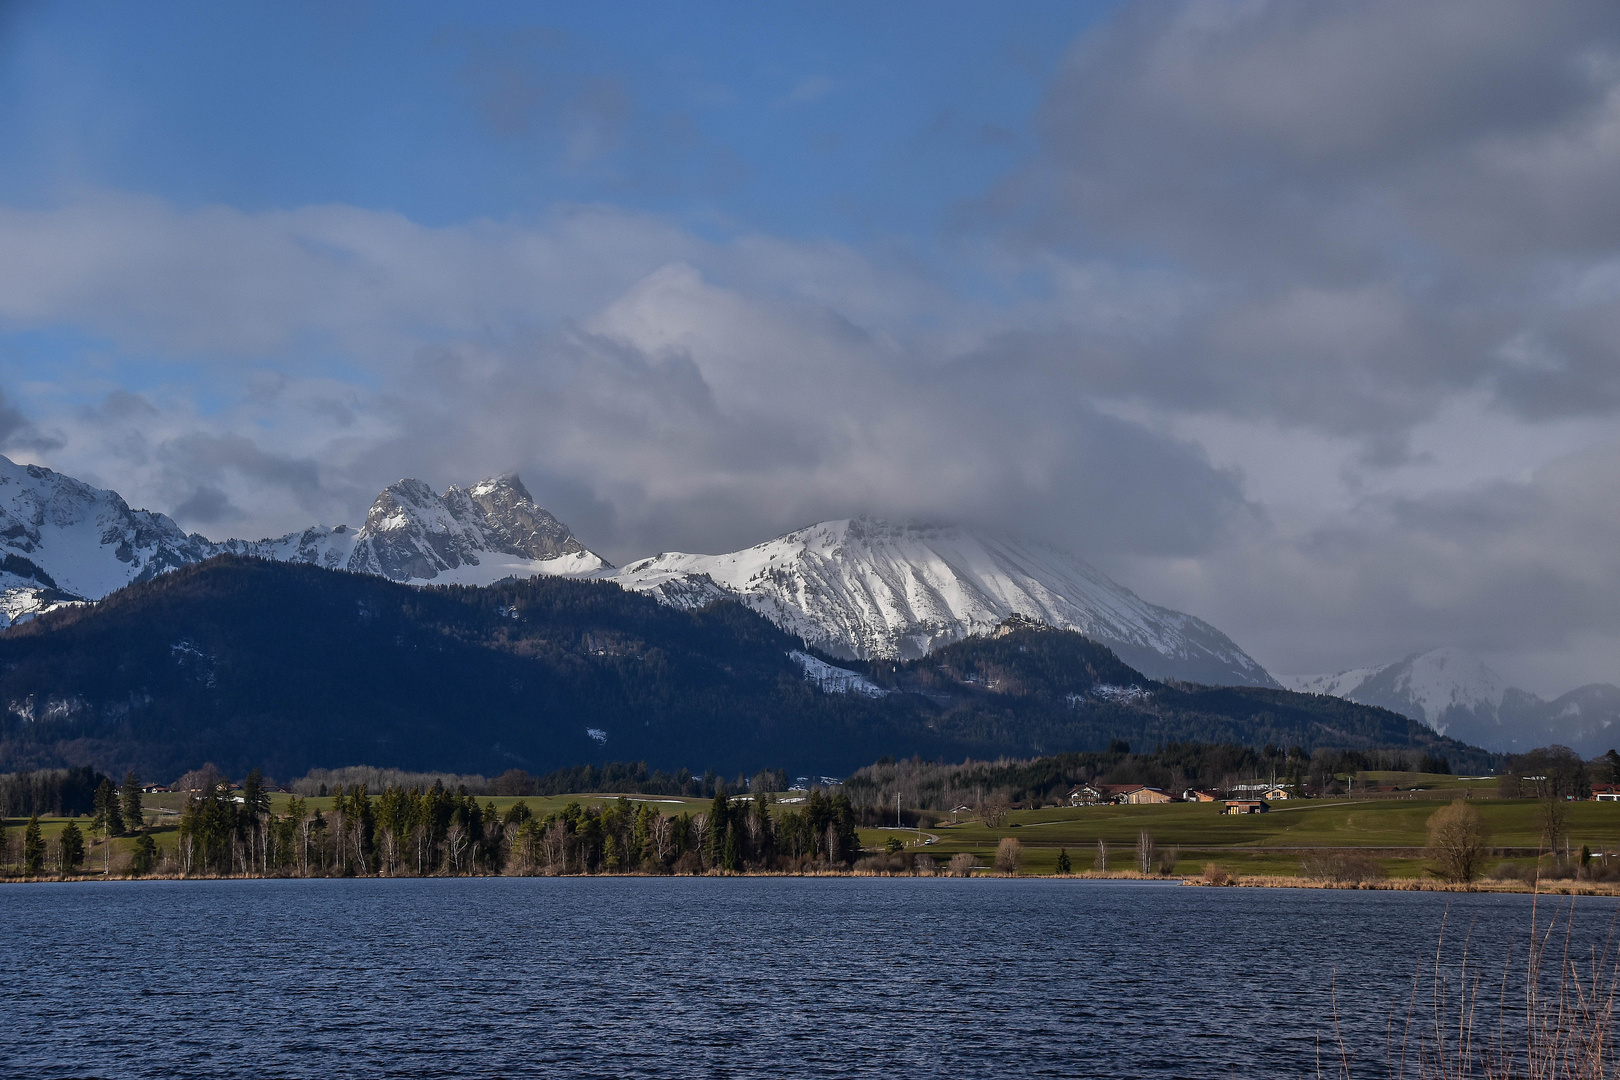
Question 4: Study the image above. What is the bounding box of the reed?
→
[1320,883,1620,1078]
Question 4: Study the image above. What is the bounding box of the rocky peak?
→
[458,474,586,561]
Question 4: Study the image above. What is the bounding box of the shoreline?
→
[6,869,1615,894]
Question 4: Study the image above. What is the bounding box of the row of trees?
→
[161,772,861,878]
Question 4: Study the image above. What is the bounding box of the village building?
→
[1182,789,1218,802]
[1593,784,1620,802]
[1068,785,1107,806]
[1113,785,1173,805]
[1263,787,1292,800]
[1223,800,1268,815]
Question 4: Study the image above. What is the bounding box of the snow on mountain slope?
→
[610,517,1278,687]
[0,457,608,626]
[1284,647,1620,755]
[0,455,214,624]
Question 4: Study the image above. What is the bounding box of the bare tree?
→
[1539,796,1569,860]
[542,819,569,875]
[1426,801,1491,883]
[978,795,1011,829]
[1135,830,1155,874]
[948,852,975,877]
[649,814,674,864]
[445,824,469,874]
[1095,839,1109,873]
[994,837,1023,876]
[913,854,937,876]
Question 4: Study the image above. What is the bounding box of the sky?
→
[3,0,1620,695]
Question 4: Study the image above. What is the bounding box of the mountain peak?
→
[609,515,1277,686]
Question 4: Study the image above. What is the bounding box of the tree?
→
[994,837,1022,876]
[1539,795,1569,860]
[1055,848,1072,874]
[1135,829,1155,874]
[23,816,44,875]
[92,778,125,838]
[121,771,143,833]
[1095,839,1108,873]
[60,819,86,872]
[948,852,975,877]
[131,834,158,875]
[1426,801,1490,883]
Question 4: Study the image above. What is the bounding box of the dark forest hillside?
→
[0,557,1494,779]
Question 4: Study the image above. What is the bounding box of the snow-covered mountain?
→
[225,474,607,585]
[1282,647,1620,755]
[608,517,1278,687]
[0,456,1274,688]
[0,457,608,625]
[0,456,213,617]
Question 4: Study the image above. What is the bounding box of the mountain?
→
[0,458,608,627]
[0,456,1272,689]
[609,518,1277,687]
[226,474,608,584]
[1282,647,1620,756]
[0,557,1489,780]
[0,456,213,611]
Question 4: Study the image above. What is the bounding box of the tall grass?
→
[1321,889,1620,1078]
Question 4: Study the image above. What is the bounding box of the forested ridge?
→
[0,556,1492,780]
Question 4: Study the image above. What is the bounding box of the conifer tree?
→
[121,771,143,833]
[93,778,125,837]
[131,833,158,875]
[60,819,86,871]
[1055,848,1072,874]
[23,816,44,875]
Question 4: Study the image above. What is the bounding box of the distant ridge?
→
[1283,647,1620,756]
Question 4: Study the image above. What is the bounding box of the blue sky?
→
[0,2,1101,239]
[3,1,1620,691]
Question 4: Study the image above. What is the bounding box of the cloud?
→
[981,0,1620,439]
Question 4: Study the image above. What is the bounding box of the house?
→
[1263,787,1292,800]
[1068,786,1107,806]
[141,783,169,795]
[1594,785,1620,802]
[1183,789,1218,802]
[1113,785,1173,805]
[1224,800,1268,815]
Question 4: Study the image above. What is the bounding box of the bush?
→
[948,852,976,877]
[1203,862,1235,886]
[913,854,938,876]
[1300,850,1388,884]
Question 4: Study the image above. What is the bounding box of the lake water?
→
[3,878,1615,1079]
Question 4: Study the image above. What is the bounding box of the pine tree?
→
[93,778,125,837]
[23,816,44,875]
[1055,848,1072,874]
[121,771,143,833]
[60,819,86,871]
[131,834,158,875]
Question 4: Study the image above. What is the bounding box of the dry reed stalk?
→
[1323,864,1620,1079]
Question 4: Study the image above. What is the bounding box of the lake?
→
[3,878,1614,1078]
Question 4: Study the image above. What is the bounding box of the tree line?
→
[157,772,860,878]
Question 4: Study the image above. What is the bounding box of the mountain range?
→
[1282,648,1620,757]
[0,556,1489,780]
[0,455,1272,687]
[2,453,1611,758]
